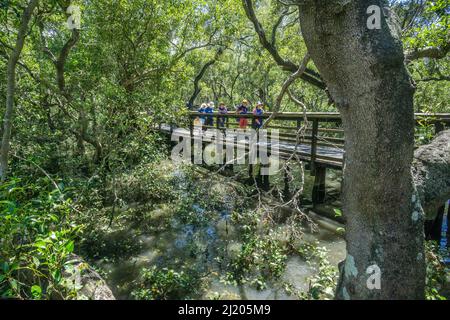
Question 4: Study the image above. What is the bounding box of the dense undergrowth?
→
[0,133,448,300]
[0,177,80,299]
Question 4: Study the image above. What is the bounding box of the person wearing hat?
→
[198,103,207,125]
[236,99,249,129]
[252,102,264,129]
[193,116,202,128]
[204,102,215,127]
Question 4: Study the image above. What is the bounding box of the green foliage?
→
[395,0,450,114]
[0,178,80,299]
[296,242,338,300]
[425,241,448,300]
[218,208,290,290]
[416,115,438,145]
[402,0,449,50]
[227,235,288,288]
[131,266,203,300]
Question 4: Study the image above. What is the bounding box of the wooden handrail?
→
[189,111,450,123]
[152,111,450,170]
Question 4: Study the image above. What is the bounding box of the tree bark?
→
[56,28,80,95]
[1,0,40,181]
[298,0,425,299]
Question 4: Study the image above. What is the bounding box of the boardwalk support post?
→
[225,162,234,174]
[254,164,270,191]
[189,115,195,164]
[310,119,319,176]
[262,164,270,191]
[435,121,444,134]
[283,163,291,201]
[312,165,326,205]
[248,164,254,180]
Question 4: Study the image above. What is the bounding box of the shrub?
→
[0,178,80,299]
[132,266,202,300]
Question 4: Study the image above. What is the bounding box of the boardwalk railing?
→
[173,111,450,170]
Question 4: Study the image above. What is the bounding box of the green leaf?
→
[65,241,74,253]
[34,241,47,249]
[0,200,16,207]
[31,285,42,299]
[52,270,62,283]
[334,209,342,218]
[9,262,19,272]
[32,256,40,268]
[9,279,18,292]
[0,200,16,213]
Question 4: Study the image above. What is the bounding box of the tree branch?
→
[242,0,325,90]
[416,76,450,82]
[55,28,80,93]
[264,53,310,127]
[405,43,450,63]
[187,48,224,109]
[271,9,295,46]
[274,53,310,112]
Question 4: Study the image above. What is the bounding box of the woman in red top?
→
[237,99,249,129]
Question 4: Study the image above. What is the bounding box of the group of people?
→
[194,99,265,130]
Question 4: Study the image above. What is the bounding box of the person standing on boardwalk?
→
[198,103,207,125]
[193,116,202,128]
[218,102,228,128]
[236,99,249,129]
[205,102,215,127]
[252,102,264,129]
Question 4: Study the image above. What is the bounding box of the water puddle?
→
[97,167,346,300]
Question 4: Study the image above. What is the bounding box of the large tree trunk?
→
[298,0,425,299]
[0,0,40,180]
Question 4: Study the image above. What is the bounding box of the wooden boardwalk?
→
[159,112,449,170]
[157,111,449,204]
[160,124,344,169]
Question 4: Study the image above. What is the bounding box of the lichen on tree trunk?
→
[298,0,426,299]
